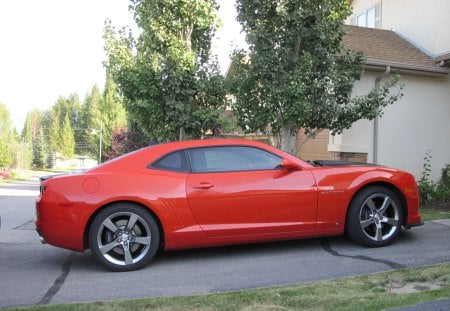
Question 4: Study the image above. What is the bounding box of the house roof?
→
[343,26,449,77]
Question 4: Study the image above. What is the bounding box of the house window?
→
[357,6,376,28]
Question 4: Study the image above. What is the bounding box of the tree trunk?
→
[278,125,296,154]
[179,127,185,141]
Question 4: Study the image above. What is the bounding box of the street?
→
[1,179,450,309]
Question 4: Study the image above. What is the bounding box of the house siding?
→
[376,73,450,181]
[333,0,450,181]
[330,72,450,181]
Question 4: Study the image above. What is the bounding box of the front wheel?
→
[89,203,160,271]
[346,186,403,247]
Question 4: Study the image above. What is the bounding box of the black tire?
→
[346,186,403,247]
[89,203,160,271]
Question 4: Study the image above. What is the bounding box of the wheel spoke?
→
[133,236,151,245]
[123,243,133,265]
[103,217,119,233]
[360,218,374,229]
[378,196,392,214]
[375,224,383,241]
[382,217,398,226]
[127,213,138,231]
[100,241,119,254]
[366,198,377,211]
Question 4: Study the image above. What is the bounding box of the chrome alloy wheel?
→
[97,212,152,266]
[359,193,400,242]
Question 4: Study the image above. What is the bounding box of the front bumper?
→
[35,227,47,244]
[405,220,425,229]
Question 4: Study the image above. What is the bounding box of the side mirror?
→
[281,158,302,171]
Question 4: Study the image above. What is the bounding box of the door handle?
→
[193,182,214,189]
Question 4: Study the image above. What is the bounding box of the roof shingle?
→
[343,26,448,75]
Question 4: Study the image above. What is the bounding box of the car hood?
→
[309,160,379,167]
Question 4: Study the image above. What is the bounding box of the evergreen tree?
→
[60,114,75,159]
[32,128,46,169]
[80,85,103,157]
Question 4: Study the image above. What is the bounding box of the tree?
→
[78,80,127,161]
[60,114,75,159]
[228,0,403,153]
[104,0,226,142]
[0,103,14,168]
[46,95,81,158]
[105,128,152,160]
[23,108,43,169]
[79,85,103,157]
[22,108,42,144]
[101,74,127,159]
[32,128,47,169]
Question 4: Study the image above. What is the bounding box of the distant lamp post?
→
[91,119,103,164]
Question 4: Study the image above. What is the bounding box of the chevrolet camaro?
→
[35,139,423,271]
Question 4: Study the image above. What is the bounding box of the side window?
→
[188,146,281,173]
[150,150,190,172]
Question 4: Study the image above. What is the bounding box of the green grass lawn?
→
[4,263,450,311]
[421,206,450,221]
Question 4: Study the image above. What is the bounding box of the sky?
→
[0,0,246,131]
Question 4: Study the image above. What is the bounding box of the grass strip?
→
[5,263,450,311]
[420,207,450,221]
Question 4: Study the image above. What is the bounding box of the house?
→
[299,0,450,181]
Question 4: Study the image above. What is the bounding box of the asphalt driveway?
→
[1,180,449,308]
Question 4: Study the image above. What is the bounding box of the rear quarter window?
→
[150,150,190,172]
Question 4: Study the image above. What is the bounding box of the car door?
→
[185,146,318,237]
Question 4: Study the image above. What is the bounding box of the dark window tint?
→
[188,146,281,173]
[151,150,190,172]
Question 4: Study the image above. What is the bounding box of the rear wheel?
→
[89,203,160,271]
[346,186,403,247]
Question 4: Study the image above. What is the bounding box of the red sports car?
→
[35,139,423,271]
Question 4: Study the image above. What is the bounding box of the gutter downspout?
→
[373,65,391,164]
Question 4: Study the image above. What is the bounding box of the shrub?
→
[418,153,450,205]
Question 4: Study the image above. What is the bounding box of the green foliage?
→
[0,103,15,169]
[31,129,47,169]
[418,151,450,205]
[101,74,127,160]
[434,165,450,203]
[105,128,152,160]
[11,78,128,169]
[228,0,403,153]
[60,114,75,159]
[23,108,47,169]
[78,85,103,156]
[104,0,226,142]
[44,95,81,158]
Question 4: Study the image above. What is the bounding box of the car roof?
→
[90,139,304,173]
